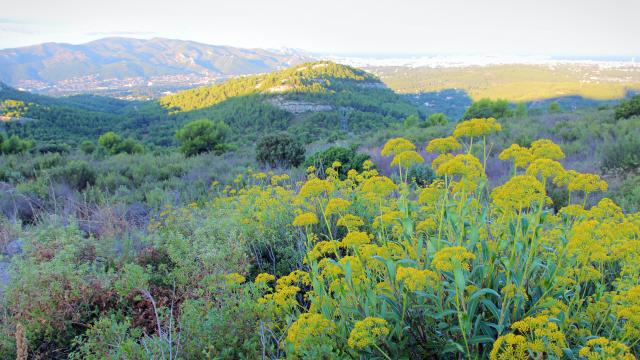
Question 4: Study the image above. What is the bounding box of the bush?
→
[463,98,512,120]
[614,95,640,119]
[601,135,640,173]
[176,119,230,157]
[303,145,370,178]
[55,160,97,190]
[1,135,34,154]
[424,113,448,127]
[403,114,420,128]
[79,140,96,154]
[612,175,640,212]
[98,132,144,155]
[256,132,305,168]
[406,163,436,186]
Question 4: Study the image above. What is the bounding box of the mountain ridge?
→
[0,37,314,95]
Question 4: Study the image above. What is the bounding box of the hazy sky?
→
[1,0,639,56]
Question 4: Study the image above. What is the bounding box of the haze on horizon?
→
[1,0,639,57]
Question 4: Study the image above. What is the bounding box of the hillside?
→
[159,61,423,143]
[0,37,312,96]
[1,62,424,146]
[370,63,640,102]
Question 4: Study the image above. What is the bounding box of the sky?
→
[1,0,639,56]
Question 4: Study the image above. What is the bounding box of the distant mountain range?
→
[0,37,313,97]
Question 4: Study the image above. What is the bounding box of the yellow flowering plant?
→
[201,128,639,358]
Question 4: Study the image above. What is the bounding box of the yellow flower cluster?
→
[498,144,534,170]
[491,315,566,360]
[347,317,390,349]
[324,198,352,216]
[254,272,275,285]
[298,178,334,199]
[381,137,416,157]
[292,212,318,226]
[453,117,502,138]
[336,214,365,231]
[286,313,337,355]
[224,272,246,286]
[431,246,476,272]
[396,266,439,292]
[426,136,462,154]
[578,337,635,360]
[341,231,371,247]
[390,150,424,168]
[530,139,565,160]
[491,175,549,211]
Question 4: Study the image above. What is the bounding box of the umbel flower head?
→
[348,317,390,349]
[530,139,565,160]
[453,117,502,138]
[396,266,439,291]
[431,246,476,272]
[578,338,635,360]
[426,136,462,154]
[293,212,318,226]
[286,313,337,355]
[491,175,549,211]
[390,150,424,168]
[381,137,416,157]
[499,143,534,170]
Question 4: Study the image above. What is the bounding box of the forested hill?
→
[1,62,425,146]
[158,61,423,143]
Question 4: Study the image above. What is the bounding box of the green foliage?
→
[1,134,33,154]
[407,163,436,186]
[403,114,420,127]
[612,175,640,212]
[98,132,144,155]
[176,119,230,156]
[79,140,96,154]
[70,316,144,360]
[54,160,97,191]
[601,134,640,173]
[425,112,448,126]
[614,95,640,119]
[256,132,305,168]
[548,101,561,113]
[463,98,512,120]
[514,103,528,117]
[303,145,371,179]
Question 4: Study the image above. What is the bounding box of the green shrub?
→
[55,160,97,190]
[303,145,370,179]
[407,163,436,186]
[79,140,96,154]
[614,95,640,119]
[463,98,512,120]
[98,132,144,155]
[601,135,640,173]
[611,175,640,212]
[256,132,305,168]
[424,113,448,127]
[1,135,34,154]
[176,119,230,157]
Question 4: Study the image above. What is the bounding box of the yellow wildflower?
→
[530,139,565,160]
[341,231,371,247]
[390,150,424,168]
[499,144,534,170]
[453,117,502,138]
[337,214,365,231]
[578,338,635,360]
[491,175,548,211]
[396,266,439,291]
[381,137,416,157]
[224,273,246,286]
[431,246,476,272]
[286,313,337,355]
[426,136,462,154]
[254,273,275,285]
[347,317,390,350]
[324,198,352,216]
[293,212,318,226]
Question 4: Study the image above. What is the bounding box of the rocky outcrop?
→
[267,98,333,114]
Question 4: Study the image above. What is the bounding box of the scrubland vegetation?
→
[0,62,639,359]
